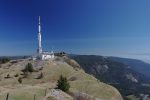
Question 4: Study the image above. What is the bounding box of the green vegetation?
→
[18,77,22,84]
[0,58,10,64]
[22,63,34,73]
[14,74,19,77]
[124,96,132,100]
[47,96,55,100]
[56,75,70,92]
[36,72,44,79]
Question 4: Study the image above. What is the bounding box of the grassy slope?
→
[0,58,122,100]
[126,95,138,100]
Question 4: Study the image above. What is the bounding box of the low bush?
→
[22,63,34,73]
[36,72,44,79]
[14,74,19,77]
[18,77,22,84]
[5,74,10,79]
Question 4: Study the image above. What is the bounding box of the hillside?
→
[0,56,122,100]
[71,55,150,100]
[109,57,150,78]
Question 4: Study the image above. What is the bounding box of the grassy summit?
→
[0,56,122,100]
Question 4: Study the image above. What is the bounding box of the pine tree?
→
[56,75,70,92]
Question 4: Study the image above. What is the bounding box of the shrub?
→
[18,77,22,84]
[36,72,44,79]
[14,74,19,77]
[56,75,70,92]
[39,67,43,70]
[22,72,28,78]
[47,96,55,100]
[5,74,10,79]
[5,74,10,78]
[22,63,34,73]
[7,74,10,77]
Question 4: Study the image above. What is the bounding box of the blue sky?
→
[1,0,150,61]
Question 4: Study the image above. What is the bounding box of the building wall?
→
[41,54,54,60]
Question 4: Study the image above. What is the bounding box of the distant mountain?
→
[109,57,150,78]
[0,56,30,60]
[70,55,150,99]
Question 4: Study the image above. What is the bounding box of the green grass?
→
[47,96,56,100]
[3,87,46,100]
[126,95,137,100]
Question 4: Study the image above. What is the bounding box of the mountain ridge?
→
[109,56,150,78]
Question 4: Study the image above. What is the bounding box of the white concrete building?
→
[39,52,55,60]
